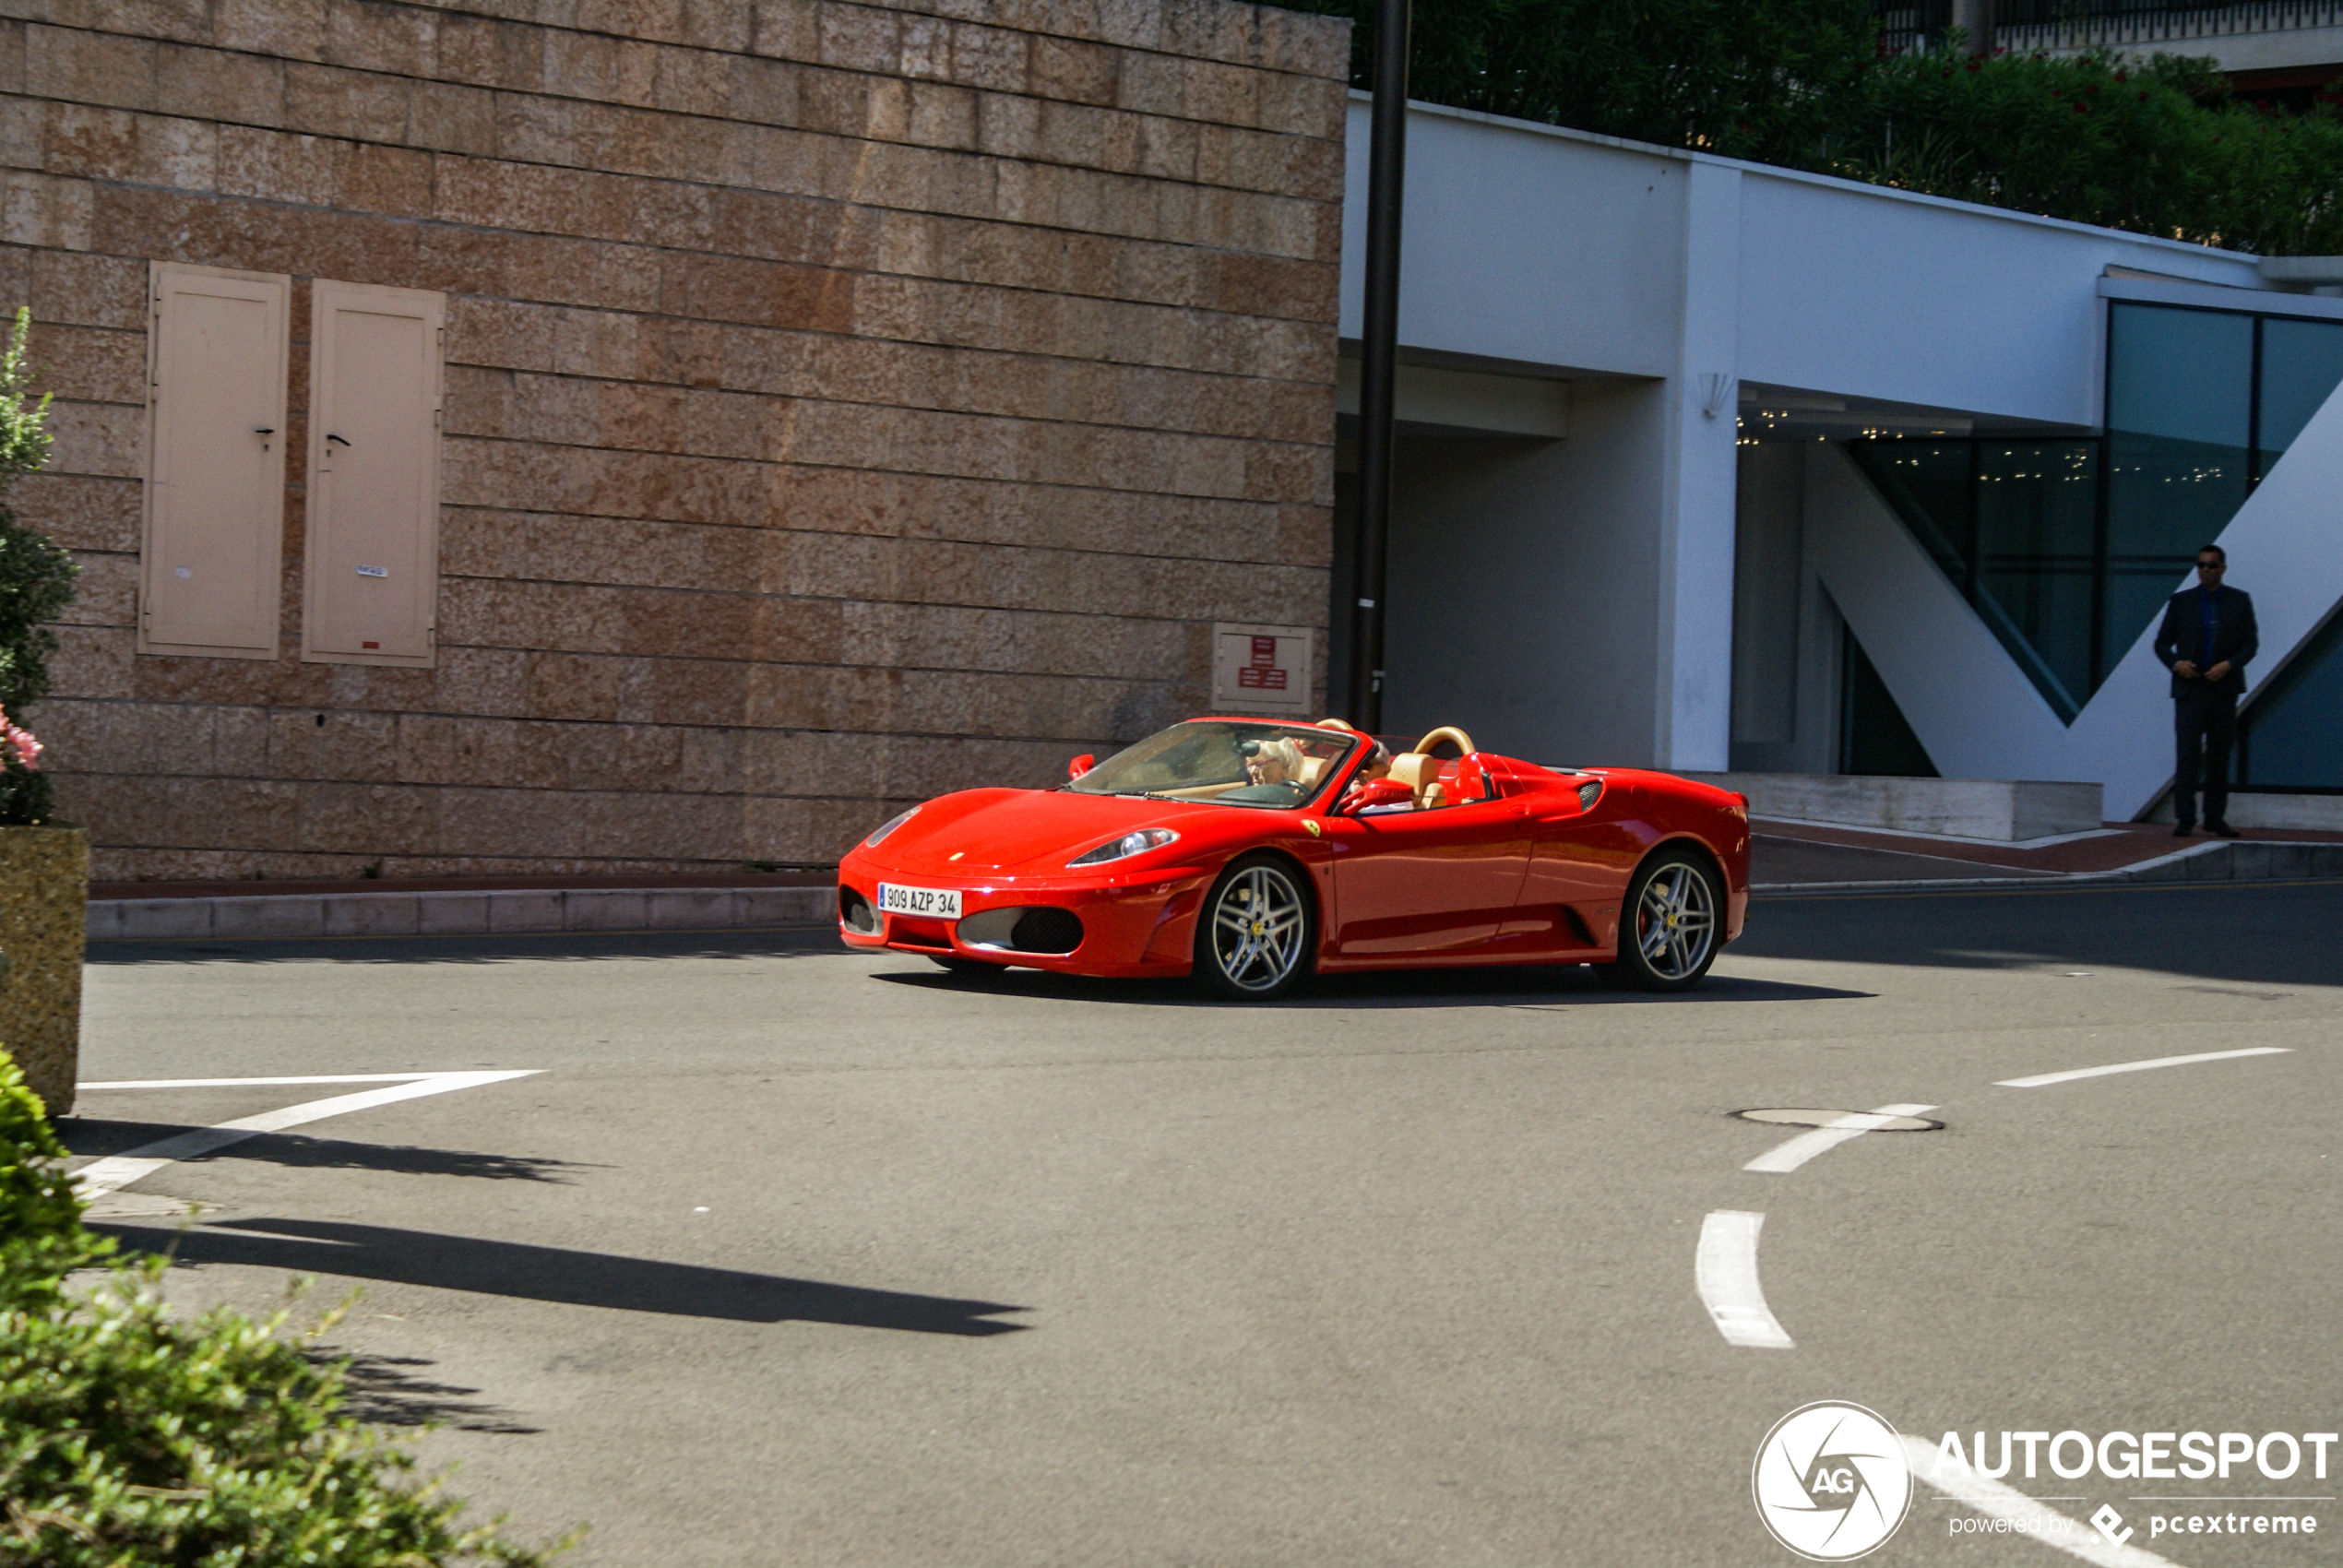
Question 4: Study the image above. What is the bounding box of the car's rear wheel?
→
[1194,854,1315,1001]
[1596,849,1722,992]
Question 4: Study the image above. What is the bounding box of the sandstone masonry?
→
[0,0,1346,879]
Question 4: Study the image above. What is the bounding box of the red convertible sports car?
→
[838,718,1750,1000]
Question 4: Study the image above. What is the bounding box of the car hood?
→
[871,788,1203,874]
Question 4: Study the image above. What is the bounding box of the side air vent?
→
[838,886,878,932]
[957,905,1085,955]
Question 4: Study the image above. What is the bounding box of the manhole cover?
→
[1735,1108,1943,1131]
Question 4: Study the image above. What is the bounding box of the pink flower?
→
[0,704,41,771]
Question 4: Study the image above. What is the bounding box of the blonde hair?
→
[1250,737,1303,780]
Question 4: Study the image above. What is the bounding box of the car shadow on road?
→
[95,1218,1029,1337]
[57,1122,593,1182]
[875,967,1873,1008]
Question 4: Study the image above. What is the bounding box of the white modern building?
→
[1333,94,2343,820]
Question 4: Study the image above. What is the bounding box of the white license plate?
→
[877,884,962,921]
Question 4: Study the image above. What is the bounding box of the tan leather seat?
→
[1388,753,1445,809]
[1296,755,1329,791]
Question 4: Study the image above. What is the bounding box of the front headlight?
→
[1068,828,1178,867]
[864,807,919,847]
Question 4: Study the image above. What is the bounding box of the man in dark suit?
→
[2153,544,2258,837]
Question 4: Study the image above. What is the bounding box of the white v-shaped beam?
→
[1807,373,2343,819]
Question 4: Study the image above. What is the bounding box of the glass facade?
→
[1848,301,2343,739]
[2238,612,2343,791]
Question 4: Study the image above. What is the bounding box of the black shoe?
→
[2172,823,2194,837]
[2207,821,2241,838]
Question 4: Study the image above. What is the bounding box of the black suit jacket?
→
[2154,585,2258,699]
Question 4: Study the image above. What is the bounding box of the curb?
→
[1754,837,2343,896]
[88,885,837,942]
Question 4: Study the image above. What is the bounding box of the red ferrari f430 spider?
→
[838,718,1750,999]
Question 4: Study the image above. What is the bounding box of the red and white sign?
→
[1211,624,1313,716]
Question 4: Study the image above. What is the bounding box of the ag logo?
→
[1752,1402,1913,1561]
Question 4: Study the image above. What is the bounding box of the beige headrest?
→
[1388,754,1441,791]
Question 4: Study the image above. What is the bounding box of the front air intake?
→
[1008,907,1084,954]
[957,905,1085,955]
[838,886,878,932]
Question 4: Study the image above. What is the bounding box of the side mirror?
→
[1340,778,1415,814]
[1068,754,1096,780]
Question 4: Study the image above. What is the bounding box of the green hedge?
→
[1285,0,2343,255]
[0,1054,572,1567]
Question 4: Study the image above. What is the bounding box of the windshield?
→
[1064,721,1361,810]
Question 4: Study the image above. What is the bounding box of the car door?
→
[1321,787,1534,957]
[1492,778,1647,956]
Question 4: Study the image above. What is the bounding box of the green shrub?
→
[1283,0,2343,255]
[0,1053,573,1567]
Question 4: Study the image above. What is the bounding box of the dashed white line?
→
[1996,1048,2290,1089]
[72,1071,540,1200]
[1743,1103,1939,1174]
[1899,1435,2187,1567]
[1695,1210,1794,1349]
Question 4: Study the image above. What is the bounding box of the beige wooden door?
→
[139,264,291,659]
[303,281,444,667]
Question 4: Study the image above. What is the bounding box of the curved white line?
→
[1696,1210,1794,1349]
[1744,1103,1938,1174]
[1997,1048,2289,1088]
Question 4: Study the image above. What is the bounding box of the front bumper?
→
[835,854,1211,976]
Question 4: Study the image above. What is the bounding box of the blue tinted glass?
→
[2257,316,2343,472]
[1975,442,2097,717]
[2104,303,2253,675]
[2241,611,2343,788]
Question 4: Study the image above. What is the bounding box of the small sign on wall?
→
[1210,624,1314,718]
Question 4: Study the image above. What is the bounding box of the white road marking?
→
[1695,1210,1794,1348]
[1996,1047,2290,1089]
[71,1071,539,1200]
[1899,1435,2187,1567]
[81,1073,456,1090]
[1743,1103,1939,1174]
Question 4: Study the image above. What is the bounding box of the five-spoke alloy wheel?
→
[1195,854,1315,1001]
[1596,849,1722,992]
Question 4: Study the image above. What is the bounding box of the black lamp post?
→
[1347,0,1410,733]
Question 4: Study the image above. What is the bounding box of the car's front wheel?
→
[1594,849,1722,992]
[1194,854,1315,1001]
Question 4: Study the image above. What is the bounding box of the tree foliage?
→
[0,1053,574,1567]
[1283,0,2343,254]
[0,306,75,825]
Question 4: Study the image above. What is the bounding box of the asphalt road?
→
[65,880,2343,1567]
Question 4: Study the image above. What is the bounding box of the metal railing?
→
[1993,0,2343,53]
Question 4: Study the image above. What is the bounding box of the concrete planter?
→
[0,824,88,1115]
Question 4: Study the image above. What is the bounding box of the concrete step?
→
[89,885,836,942]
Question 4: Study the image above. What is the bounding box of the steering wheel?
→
[1409,725,1475,758]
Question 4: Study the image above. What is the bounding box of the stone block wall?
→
[0,0,1346,879]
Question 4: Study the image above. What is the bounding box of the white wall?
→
[1339,103,1683,376]
[1347,95,2265,422]
[1382,382,1669,766]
